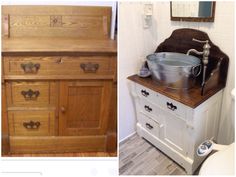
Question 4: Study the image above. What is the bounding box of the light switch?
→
[143,3,153,28]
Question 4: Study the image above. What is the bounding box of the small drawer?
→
[6,81,57,107]
[158,94,187,118]
[8,111,55,136]
[138,113,162,138]
[136,83,160,103]
[3,56,114,77]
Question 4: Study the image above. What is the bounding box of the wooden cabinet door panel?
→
[59,80,112,136]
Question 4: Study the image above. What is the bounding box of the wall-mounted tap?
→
[187,38,211,95]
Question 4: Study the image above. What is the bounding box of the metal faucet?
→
[187,38,211,94]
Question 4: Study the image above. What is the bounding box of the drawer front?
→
[158,94,187,118]
[138,98,163,124]
[138,113,161,138]
[4,56,114,76]
[6,81,57,107]
[136,83,160,103]
[8,111,55,136]
[136,83,186,119]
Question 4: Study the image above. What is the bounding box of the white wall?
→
[119,1,235,144]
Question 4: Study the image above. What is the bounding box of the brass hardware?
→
[21,62,40,74]
[80,63,99,73]
[23,121,41,129]
[56,58,63,64]
[21,89,40,100]
[61,106,66,113]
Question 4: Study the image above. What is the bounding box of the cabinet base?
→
[9,135,107,154]
[137,123,204,175]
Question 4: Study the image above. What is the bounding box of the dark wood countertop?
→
[128,75,224,108]
[2,37,117,56]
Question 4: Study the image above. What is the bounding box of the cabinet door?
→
[160,111,186,155]
[59,81,112,136]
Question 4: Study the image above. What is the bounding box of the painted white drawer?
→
[138,98,163,124]
[138,112,162,138]
[157,94,187,119]
[136,83,160,103]
[136,83,187,119]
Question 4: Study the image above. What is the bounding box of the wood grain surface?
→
[2,38,117,55]
[2,5,111,39]
[128,74,224,108]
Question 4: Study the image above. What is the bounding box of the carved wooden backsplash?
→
[2,6,111,39]
[155,28,229,95]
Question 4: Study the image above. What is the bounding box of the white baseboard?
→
[119,131,136,144]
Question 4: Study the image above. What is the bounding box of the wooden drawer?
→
[8,111,55,136]
[6,81,57,107]
[3,56,115,78]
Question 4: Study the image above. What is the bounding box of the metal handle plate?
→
[141,89,149,97]
[23,121,41,129]
[80,63,99,73]
[21,89,40,100]
[145,123,153,129]
[21,62,40,74]
[166,102,177,111]
[144,105,152,112]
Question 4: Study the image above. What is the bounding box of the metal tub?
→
[146,52,201,89]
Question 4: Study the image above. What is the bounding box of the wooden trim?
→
[2,84,10,155]
[3,75,115,80]
[170,2,216,22]
[10,136,106,153]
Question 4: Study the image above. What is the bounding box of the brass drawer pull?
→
[80,63,99,73]
[21,89,40,100]
[23,121,41,129]
[21,62,40,74]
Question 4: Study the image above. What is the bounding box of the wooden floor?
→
[3,152,117,157]
[119,133,187,175]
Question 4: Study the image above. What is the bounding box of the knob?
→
[61,106,66,113]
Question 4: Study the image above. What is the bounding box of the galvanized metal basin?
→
[146,52,201,89]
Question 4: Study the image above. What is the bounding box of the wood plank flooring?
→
[119,133,187,175]
[3,152,117,157]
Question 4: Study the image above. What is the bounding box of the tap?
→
[186,38,211,95]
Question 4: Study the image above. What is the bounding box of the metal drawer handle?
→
[80,63,99,73]
[21,62,40,74]
[144,105,152,112]
[166,102,177,111]
[141,89,149,97]
[23,121,41,129]
[21,89,40,100]
[145,123,153,129]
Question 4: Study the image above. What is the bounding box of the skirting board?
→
[119,131,136,144]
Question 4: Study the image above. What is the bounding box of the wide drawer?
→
[3,56,115,77]
[6,81,57,107]
[138,112,162,138]
[136,83,186,119]
[8,110,55,136]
